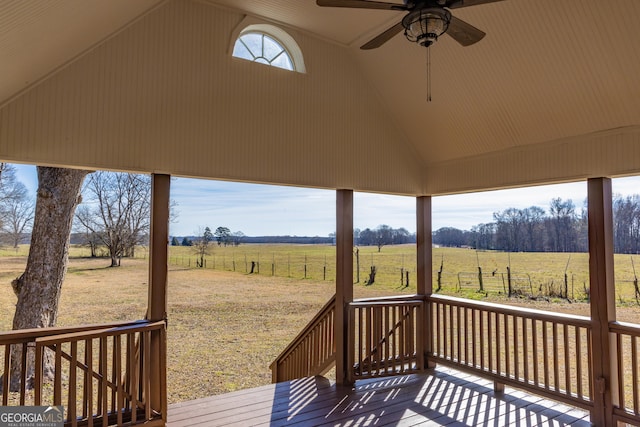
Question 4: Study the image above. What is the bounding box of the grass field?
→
[1,244,640,404]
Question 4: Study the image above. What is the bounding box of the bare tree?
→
[231,231,245,246]
[7,166,89,391]
[613,194,640,254]
[548,198,577,252]
[76,172,151,267]
[0,164,34,248]
[74,205,100,257]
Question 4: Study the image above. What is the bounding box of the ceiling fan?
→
[316,0,504,50]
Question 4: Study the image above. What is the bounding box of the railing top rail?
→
[428,294,592,328]
[0,319,149,345]
[610,320,640,335]
[35,320,165,345]
[350,300,423,308]
[353,294,424,304]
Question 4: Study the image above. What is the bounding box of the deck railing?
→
[1,320,166,426]
[348,295,424,382]
[611,321,640,425]
[270,295,336,382]
[428,294,594,410]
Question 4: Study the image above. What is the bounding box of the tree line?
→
[354,225,416,252]
[433,196,640,254]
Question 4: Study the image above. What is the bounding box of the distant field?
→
[2,244,640,403]
[163,244,640,303]
[4,243,640,302]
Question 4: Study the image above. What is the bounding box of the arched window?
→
[233,32,294,71]
[231,22,306,73]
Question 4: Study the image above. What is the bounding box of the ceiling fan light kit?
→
[316,0,504,101]
[402,7,451,47]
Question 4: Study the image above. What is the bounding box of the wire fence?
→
[164,251,640,303]
[441,270,592,300]
[167,251,417,289]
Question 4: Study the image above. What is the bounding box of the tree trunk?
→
[7,167,89,392]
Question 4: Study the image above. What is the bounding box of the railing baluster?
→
[111,336,117,414]
[472,308,477,368]
[616,332,624,411]
[54,343,62,405]
[35,343,42,406]
[576,327,583,400]
[69,340,78,427]
[449,304,454,361]
[532,319,539,387]
[463,307,469,366]
[633,335,639,415]
[100,336,108,427]
[456,305,461,363]
[503,313,509,378]
[384,306,390,374]
[3,344,9,405]
[86,338,93,427]
[143,330,152,422]
[479,309,485,371]
[522,316,528,384]
[115,335,123,426]
[436,302,441,358]
[564,324,571,397]
[542,320,549,390]
[552,322,559,392]
[20,342,27,405]
[495,311,501,376]
[398,306,405,373]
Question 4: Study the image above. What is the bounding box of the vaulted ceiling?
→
[1,0,639,195]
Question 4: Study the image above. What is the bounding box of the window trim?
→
[229,18,306,74]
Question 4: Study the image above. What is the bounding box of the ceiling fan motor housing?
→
[402,7,452,47]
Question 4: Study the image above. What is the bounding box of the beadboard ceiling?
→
[1,0,639,194]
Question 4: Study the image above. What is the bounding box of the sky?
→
[11,163,640,237]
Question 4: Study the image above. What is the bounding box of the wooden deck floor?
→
[167,367,591,426]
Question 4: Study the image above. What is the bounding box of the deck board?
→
[167,367,591,426]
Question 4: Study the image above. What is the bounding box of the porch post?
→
[336,189,354,385]
[587,177,616,426]
[416,196,434,369]
[147,173,170,421]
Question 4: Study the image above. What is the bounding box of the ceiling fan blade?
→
[445,15,485,46]
[316,0,407,11]
[446,0,505,10]
[360,21,404,49]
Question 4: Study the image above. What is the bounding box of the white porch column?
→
[587,177,616,426]
[335,189,354,385]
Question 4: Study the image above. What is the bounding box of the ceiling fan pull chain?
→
[426,45,432,102]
